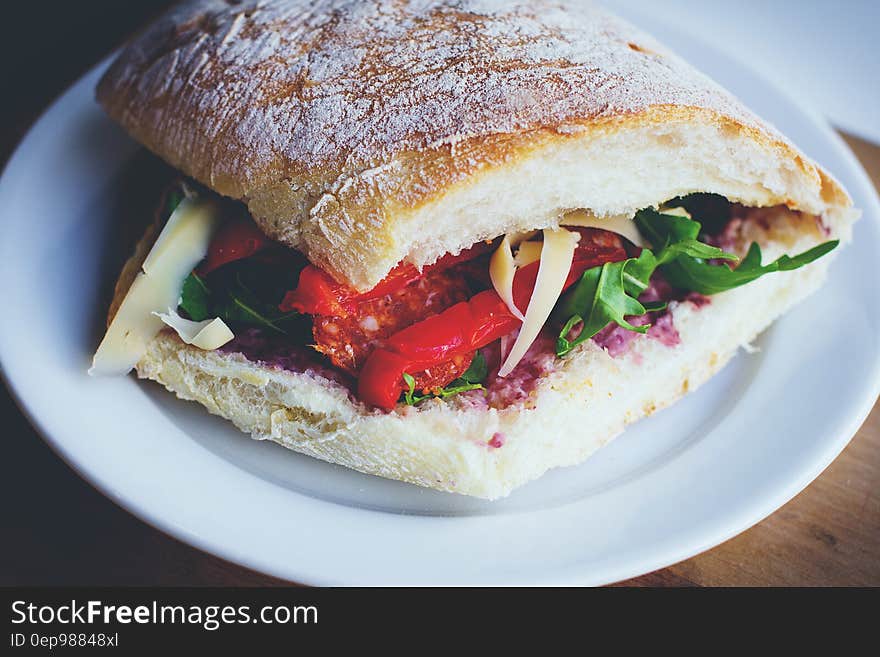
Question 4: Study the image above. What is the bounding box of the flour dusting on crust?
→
[99,0,775,193]
[98,0,843,292]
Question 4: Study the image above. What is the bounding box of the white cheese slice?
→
[142,199,214,275]
[89,198,219,375]
[489,235,525,321]
[514,240,543,268]
[561,209,647,247]
[153,309,234,350]
[508,229,540,246]
[500,333,513,363]
[660,206,692,219]
[498,227,579,377]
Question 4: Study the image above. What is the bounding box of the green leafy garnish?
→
[179,272,211,321]
[401,352,488,405]
[554,204,839,357]
[221,273,300,334]
[166,189,184,217]
[635,208,838,295]
[659,239,839,295]
[435,381,485,398]
[402,373,420,405]
[634,209,739,267]
[620,247,657,297]
[458,350,488,384]
[177,260,306,337]
[661,193,732,235]
[554,255,651,357]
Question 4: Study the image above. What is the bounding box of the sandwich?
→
[90,0,858,499]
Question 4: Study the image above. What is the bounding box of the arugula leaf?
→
[634,209,738,266]
[635,207,838,295]
[435,381,485,398]
[402,373,419,405]
[555,314,584,357]
[166,189,184,217]
[641,300,668,313]
[177,260,304,336]
[657,238,738,265]
[401,352,487,405]
[554,258,650,357]
[660,192,733,235]
[636,207,699,247]
[223,296,289,333]
[662,239,839,295]
[458,350,488,384]
[231,257,301,305]
[621,248,658,297]
[179,272,211,321]
[402,378,485,406]
[221,274,297,334]
[661,193,732,236]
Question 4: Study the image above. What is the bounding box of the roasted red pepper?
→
[279,241,495,317]
[512,228,627,313]
[357,350,415,412]
[197,217,271,276]
[358,228,628,410]
[358,290,520,409]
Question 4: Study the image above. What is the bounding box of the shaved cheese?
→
[514,241,543,268]
[500,333,513,363]
[508,229,540,246]
[90,198,219,375]
[660,206,692,219]
[489,235,525,321]
[498,228,579,377]
[154,309,234,350]
[562,209,647,247]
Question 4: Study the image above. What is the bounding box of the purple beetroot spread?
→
[458,334,559,409]
[220,328,354,390]
[592,273,709,357]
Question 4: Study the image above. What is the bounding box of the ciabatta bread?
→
[97,0,850,291]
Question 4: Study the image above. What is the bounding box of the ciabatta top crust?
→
[98,0,850,290]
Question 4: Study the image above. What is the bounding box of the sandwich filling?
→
[93,184,837,411]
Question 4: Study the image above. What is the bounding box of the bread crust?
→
[97,0,851,290]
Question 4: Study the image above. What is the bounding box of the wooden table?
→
[1,2,877,587]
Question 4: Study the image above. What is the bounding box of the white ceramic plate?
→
[1,14,878,586]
